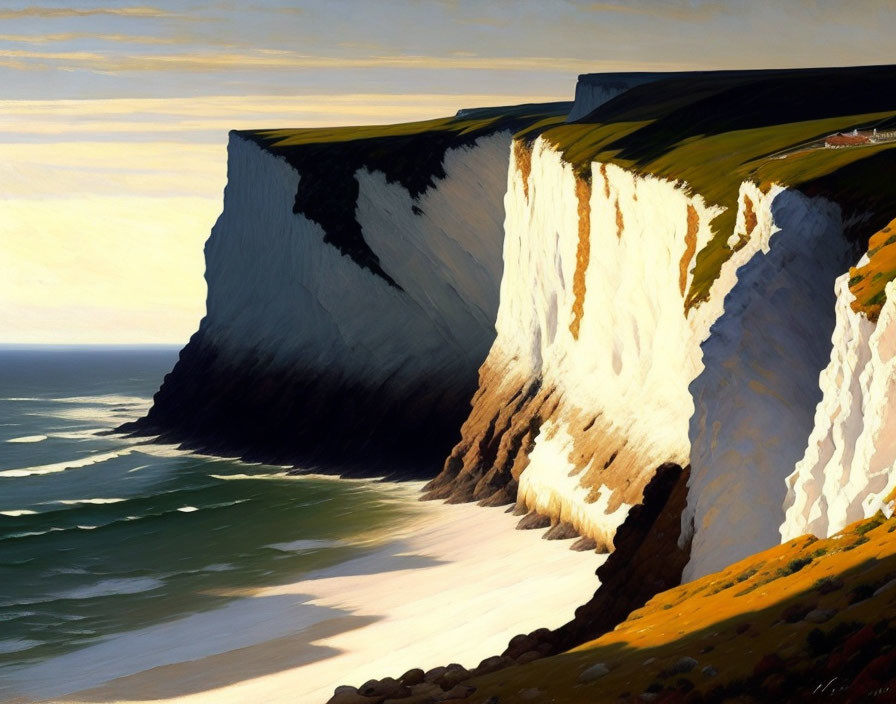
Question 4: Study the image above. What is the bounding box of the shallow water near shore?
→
[0,347,424,692]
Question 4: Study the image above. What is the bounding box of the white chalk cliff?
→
[134,127,517,471]
[140,72,896,593]
[426,137,855,579]
[781,272,896,542]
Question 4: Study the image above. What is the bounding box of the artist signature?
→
[813,678,891,697]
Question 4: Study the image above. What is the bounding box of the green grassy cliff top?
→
[538,65,896,308]
[239,102,571,286]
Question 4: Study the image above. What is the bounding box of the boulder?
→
[400,668,425,687]
[328,687,379,704]
[578,662,610,682]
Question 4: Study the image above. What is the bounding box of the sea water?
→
[0,346,421,691]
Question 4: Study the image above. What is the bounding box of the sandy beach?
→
[4,494,604,704]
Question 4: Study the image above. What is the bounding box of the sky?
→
[2,1,896,344]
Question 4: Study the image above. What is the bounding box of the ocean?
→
[0,346,422,692]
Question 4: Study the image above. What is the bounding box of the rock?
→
[753,653,784,678]
[701,665,718,678]
[518,689,543,700]
[516,511,551,530]
[384,694,431,704]
[760,673,789,698]
[842,624,876,659]
[781,602,815,623]
[409,683,443,698]
[436,664,470,690]
[852,652,896,695]
[816,577,844,595]
[670,657,698,674]
[359,677,407,699]
[570,536,598,551]
[639,694,658,702]
[514,650,542,665]
[327,687,378,704]
[543,521,578,540]
[804,608,836,623]
[504,633,537,659]
[530,627,553,642]
[424,667,447,684]
[578,662,610,682]
[437,683,476,700]
[873,577,896,596]
[472,655,514,677]
[400,668,425,687]
[643,657,656,666]
[511,502,529,516]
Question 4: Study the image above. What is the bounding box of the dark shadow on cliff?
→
[578,65,896,166]
[117,328,475,481]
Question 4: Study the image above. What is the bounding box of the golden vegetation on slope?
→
[570,176,592,340]
[465,512,896,703]
[513,139,533,201]
[849,217,896,321]
[679,205,699,297]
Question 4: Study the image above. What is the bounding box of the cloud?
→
[0,93,571,144]
[0,48,680,74]
[0,32,176,44]
[0,6,178,19]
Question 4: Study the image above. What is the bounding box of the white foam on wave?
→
[265,539,343,553]
[52,395,151,407]
[0,449,132,478]
[7,435,47,443]
[8,527,65,539]
[49,429,107,440]
[56,498,126,506]
[0,509,37,517]
[27,407,136,423]
[56,577,164,600]
[201,563,235,572]
[176,506,198,513]
[0,638,42,655]
[209,472,290,481]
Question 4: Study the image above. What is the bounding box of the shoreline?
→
[4,496,604,704]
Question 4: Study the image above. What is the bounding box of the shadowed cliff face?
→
[122,117,563,477]
[123,330,475,477]
[554,463,692,650]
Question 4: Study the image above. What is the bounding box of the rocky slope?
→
[423,508,896,704]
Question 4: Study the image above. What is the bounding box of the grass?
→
[238,102,570,286]
[464,511,896,703]
[849,217,896,319]
[536,65,896,310]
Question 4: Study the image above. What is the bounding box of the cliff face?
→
[682,189,849,579]
[425,65,896,581]
[138,67,896,591]
[424,136,854,574]
[126,106,569,474]
[424,138,724,550]
[781,271,896,541]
